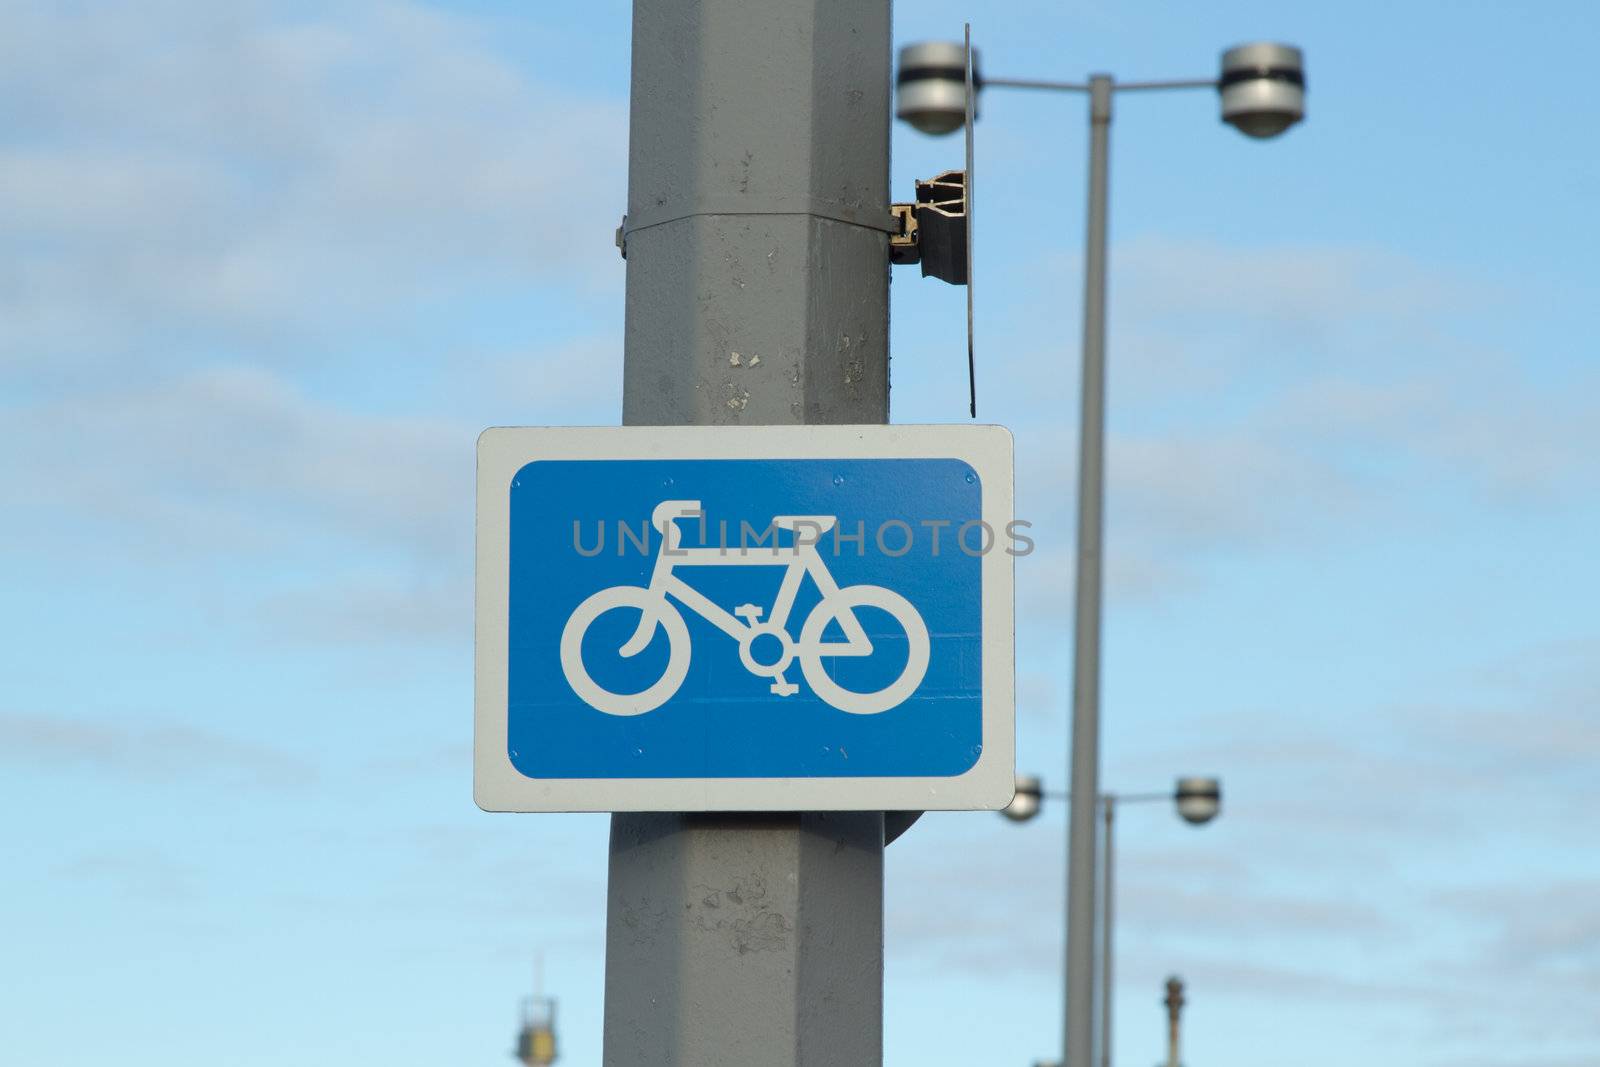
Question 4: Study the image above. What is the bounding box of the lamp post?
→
[899,39,1303,1067]
[1163,975,1186,1067]
[514,996,558,1066]
[1001,777,1221,1067]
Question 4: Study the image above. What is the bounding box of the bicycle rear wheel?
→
[560,586,691,716]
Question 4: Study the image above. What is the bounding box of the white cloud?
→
[1,326,627,554]
[883,636,1600,1058]
[0,709,315,787]
[51,848,199,903]
[0,0,627,378]
[0,364,468,558]
[1113,237,1484,329]
[986,237,1600,621]
[255,570,470,645]
[888,809,1392,962]
[0,338,623,648]
[1271,372,1600,497]
[1438,881,1600,971]
[0,1,629,636]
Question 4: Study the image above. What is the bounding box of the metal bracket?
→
[888,203,919,265]
[888,170,967,285]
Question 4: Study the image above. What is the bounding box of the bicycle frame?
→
[619,502,871,657]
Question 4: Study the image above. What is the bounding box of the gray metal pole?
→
[1064,73,1113,1067]
[604,1,892,1065]
[1099,795,1115,1067]
[1164,976,1185,1067]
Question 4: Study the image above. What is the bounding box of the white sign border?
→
[475,424,1016,813]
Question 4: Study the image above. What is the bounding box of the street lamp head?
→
[1218,42,1305,139]
[896,40,978,136]
[1000,774,1043,822]
[1174,777,1222,825]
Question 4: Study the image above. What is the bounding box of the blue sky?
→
[3,1,1598,1065]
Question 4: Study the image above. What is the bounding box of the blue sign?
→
[509,456,981,780]
[475,427,1014,812]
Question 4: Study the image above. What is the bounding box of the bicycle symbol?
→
[559,500,931,716]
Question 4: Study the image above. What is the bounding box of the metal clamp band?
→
[622,199,898,239]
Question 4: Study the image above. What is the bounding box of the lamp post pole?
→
[1065,72,1114,1067]
[1097,793,1115,1067]
[1164,976,1186,1067]
[1092,789,1173,1067]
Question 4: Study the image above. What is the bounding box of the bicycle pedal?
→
[734,603,764,623]
[770,680,799,697]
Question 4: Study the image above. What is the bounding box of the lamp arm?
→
[983,76,1091,93]
[1110,791,1175,805]
[1035,789,1172,804]
[982,76,1217,95]
[1115,78,1218,92]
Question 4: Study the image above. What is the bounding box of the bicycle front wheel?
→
[798,585,930,715]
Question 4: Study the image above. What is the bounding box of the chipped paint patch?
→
[686,876,792,955]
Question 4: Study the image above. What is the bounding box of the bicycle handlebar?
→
[652,500,703,533]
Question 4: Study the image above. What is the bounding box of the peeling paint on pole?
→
[618,0,890,429]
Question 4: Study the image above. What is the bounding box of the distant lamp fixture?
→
[1001,774,1043,822]
[997,775,1223,826]
[895,39,1304,142]
[1219,42,1305,138]
[1174,776,1222,825]
[895,40,977,135]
